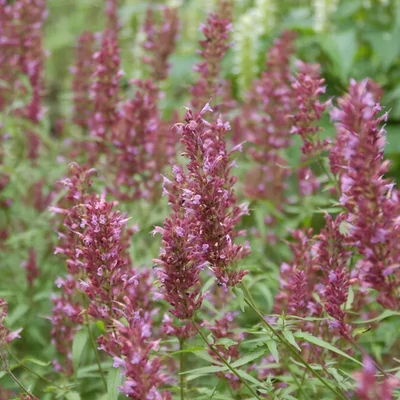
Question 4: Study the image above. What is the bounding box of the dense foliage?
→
[1,0,400,399]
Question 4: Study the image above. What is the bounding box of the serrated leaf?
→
[107,368,122,400]
[72,329,88,379]
[230,348,265,368]
[282,330,301,352]
[294,331,362,366]
[214,338,238,350]
[266,340,279,363]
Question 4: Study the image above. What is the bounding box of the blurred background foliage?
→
[44,0,400,160]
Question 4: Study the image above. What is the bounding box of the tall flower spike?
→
[21,248,39,288]
[71,32,97,129]
[275,229,321,318]
[89,30,122,150]
[238,31,297,202]
[106,0,119,35]
[50,163,97,373]
[313,213,352,338]
[353,356,400,399]
[73,195,133,322]
[0,298,22,349]
[98,300,171,400]
[179,106,250,289]
[0,0,47,122]
[330,79,400,310]
[290,61,330,155]
[153,212,204,320]
[190,2,233,111]
[142,6,179,81]
[109,80,171,202]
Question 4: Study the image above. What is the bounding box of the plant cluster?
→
[1,1,400,400]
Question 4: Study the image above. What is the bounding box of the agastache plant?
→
[290,61,330,156]
[50,163,96,373]
[155,104,250,321]
[190,1,233,111]
[71,32,97,129]
[89,30,122,151]
[353,356,400,399]
[330,79,400,310]
[142,6,179,81]
[239,31,297,202]
[109,80,171,202]
[0,0,47,121]
[0,299,22,350]
[178,105,250,288]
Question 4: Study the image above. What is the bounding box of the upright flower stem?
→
[239,282,347,400]
[179,338,186,400]
[82,295,107,391]
[191,317,262,400]
[9,351,64,390]
[87,322,107,391]
[1,354,34,399]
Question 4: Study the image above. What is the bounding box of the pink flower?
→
[1,298,22,348]
[330,79,400,310]
[21,248,39,288]
[238,31,297,203]
[142,7,179,81]
[190,2,233,111]
[290,61,330,155]
[108,80,175,202]
[89,30,121,150]
[354,356,400,399]
[98,299,170,400]
[71,32,97,129]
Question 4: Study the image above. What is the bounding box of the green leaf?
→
[331,30,357,79]
[282,330,301,352]
[183,364,228,376]
[294,331,362,366]
[214,338,238,350]
[22,357,51,366]
[171,345,204,355]
[230,348,265,368]
[236,369,263,386]
[233,287,246,312]
[266,340,279,363]
[345,285,354,310]
[72,329,89,379]
[354,309,400,324]
[107,368,122,400]
[6,304,29,326]
[65,392,81,400]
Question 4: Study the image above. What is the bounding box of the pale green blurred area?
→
[44,0,400,122]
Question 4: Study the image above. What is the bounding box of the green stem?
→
[239,283,347,400]
[179,338,186,400]
[9,351,63,390]
[191,318,261,400]
[280,353,307,399]
[86,322,108,391]
[81,294,107,391]
[7,367,34,397]
[317,155,336,188]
